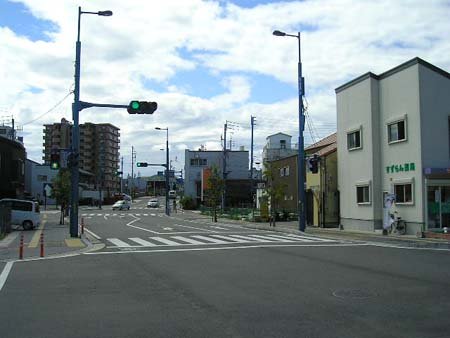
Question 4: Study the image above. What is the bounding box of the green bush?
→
[180,196,197,210]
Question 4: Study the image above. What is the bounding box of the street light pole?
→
[156,127,170,216]
[70,7,112,238]
[273,30,306,232]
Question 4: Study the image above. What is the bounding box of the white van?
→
[0,198,41,230]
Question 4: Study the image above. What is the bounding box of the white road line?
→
[287,234,335,242]
[210,234,250,243]
[212,226,228,230]
[248,234,295,242]
[264,234,316,242]
[112,214,117,217]
[0,262,14,292]
[81,213,87,216]
[84,227,102,240]
[191,235,228,244]
[107,238,132,247]
[89,214,95,216]
[97,214,102,216]
[143,214,148,216]
[173,223,216,233]
[229,234,273,242]
[85,243,370,255]
[171,236,205,245]
[151,214,156,216]
[150,237,182,246]
[128,238,157,247]
[135,214,141,216]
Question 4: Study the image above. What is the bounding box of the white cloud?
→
[1,0,449,176]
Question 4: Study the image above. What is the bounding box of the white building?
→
[262,133,297,170]
[336,57,450,234]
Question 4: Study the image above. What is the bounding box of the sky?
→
[1,0,449,177]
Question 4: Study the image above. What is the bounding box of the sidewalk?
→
[0,210,93,262]
[179,210,450,250]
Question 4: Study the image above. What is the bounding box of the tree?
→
[204,166,225,222]
[263,162,286,227]
[51,169,71,224]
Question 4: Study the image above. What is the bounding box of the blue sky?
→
[1,0,449,177]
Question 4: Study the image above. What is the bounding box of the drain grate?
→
[332,288,377,299]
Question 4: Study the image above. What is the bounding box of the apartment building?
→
[262,133,297,170]
[43,118,120,193]
[336,57,450,235]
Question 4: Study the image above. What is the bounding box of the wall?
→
[337,77,378,231]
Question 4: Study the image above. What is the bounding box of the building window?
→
[347,129,361,150]
[388,119,406,143]
[280,168,284,177]
[190,158,207,166]
[394,183,413,204]
[356,185,370,204]
[280,140,286,149]
[285,166,289,176]
[37,175,48,182]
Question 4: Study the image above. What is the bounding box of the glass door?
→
[427,186,450,229]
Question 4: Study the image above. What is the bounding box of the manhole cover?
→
[332,288,377,299]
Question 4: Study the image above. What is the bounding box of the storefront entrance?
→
[427,184,450,229]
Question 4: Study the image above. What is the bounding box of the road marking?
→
[81,213,87,216]
[135,214,141,216]
[151,214,156,216]
[210,234,251,243]
[29,220,46,248]
[150,237,181,245]
[85,243,369,255]
[84,227,102,240]
[163,227,173,230]
[191,235,228,244]
[97,214,102,216]
[264,234,316,242]
[171,236,204,245]
[103,215,108,220]
[112,214,117,217]
[287,234,335,242]
[229,234,272,242]
[89,214,95,216]
[173,223,216,233]
[107,238,132,247]
[128,238,157,246]
[0,262,14,292]
[248,234,296,242]
[143,214,148,216]
[211,226,228,230]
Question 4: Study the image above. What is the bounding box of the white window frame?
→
[392,178,414,205]
[387,115,408,144]
[280,168,284,177]
[347,126,362,151]
[285,166,290,176]
[356,181,371,205]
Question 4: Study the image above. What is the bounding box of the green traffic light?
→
[51,163,59,170]
[131,101,140,110]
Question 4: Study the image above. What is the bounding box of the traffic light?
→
[308,155,319,174]
[50,152,60,170]
[136,162,148,167]
[67,152,79,168]
[127,101,158,114]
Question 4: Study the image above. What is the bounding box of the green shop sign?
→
[386,162,415,174]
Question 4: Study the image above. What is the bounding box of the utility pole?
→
[131,146,136,199]
[250,116,255,210]
[222,122,227,210]
[120,156,124,194]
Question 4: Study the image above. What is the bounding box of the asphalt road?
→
[1,197,449,338]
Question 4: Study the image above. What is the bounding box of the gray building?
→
[336,57,450,234]
[25,159,58,205]
[262,133,297,171]
[184,149,250,206]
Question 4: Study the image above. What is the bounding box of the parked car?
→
[0,198,41,230]
[112,200,131,210]
[147,198,159,208]
[168,190,177,199]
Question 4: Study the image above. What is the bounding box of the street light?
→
[70,6,112,238]
[273,29,306,232]
[155,127,170,216]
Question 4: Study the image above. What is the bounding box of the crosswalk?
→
[105,233,338,249]
[81,213,161,217]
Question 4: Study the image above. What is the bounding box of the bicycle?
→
[389,211,407,235]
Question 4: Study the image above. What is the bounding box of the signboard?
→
[386,162,415,174]
[43,183,53,197]
[383,193,396,229]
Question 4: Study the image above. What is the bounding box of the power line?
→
[22,87,73,126]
